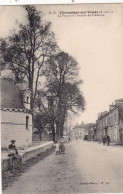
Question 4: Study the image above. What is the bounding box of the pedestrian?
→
[102,136,106,146]
[68,136,71,141]
[107,135,110,146]
[59,138,65,154]
[98,139,101,144]
[55,141,60,155]
[8,139,23,172]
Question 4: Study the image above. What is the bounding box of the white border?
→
[0,0,123,5]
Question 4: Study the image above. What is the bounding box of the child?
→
[59,138,65,154]
[55,141,60,155]
[8,139,23,172]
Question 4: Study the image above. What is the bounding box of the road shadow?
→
[2,146,55,191]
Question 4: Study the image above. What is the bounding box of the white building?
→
[1,79,32,148]
[72,122,85,140]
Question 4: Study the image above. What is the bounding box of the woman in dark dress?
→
[59,138,65,154]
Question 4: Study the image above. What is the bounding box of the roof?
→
[84,123,96,130]
[73,123,95,130]
[118,104,123,121]
[96,103,123,122]
[0,79,24,109]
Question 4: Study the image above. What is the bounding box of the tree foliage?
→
[34,89,57,141]
[0,5,58,110]
[0,6,86,140]
[33,112,49,140]
[44,52,86,137]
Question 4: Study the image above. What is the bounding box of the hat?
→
[10,139,16,142]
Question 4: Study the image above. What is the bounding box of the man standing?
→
[68,135,71,141]
[102,136,106,146]
[107,135,110,146]
[8,139,22,172]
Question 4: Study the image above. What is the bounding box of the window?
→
[26,116,29,129]
[27,96,29,103]
[120,133,123,141]
[109,117,111,125]
[114,113,117,123]
[111,116,112,124]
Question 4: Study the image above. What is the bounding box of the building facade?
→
[72,122,96,141]
[87,124,97,141]
[96,99,123,143]
[107,100,123,143]
[72,122,85,140]
[96,111,108,141]
[1,79,32,148]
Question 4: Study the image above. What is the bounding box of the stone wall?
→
[22,142,54,162]
[2,142,54,172]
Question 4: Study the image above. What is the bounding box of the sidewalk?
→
[2,141,54,172]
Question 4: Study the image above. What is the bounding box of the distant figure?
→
[102,136,106,146]
[68,136,71,141]
[98,139,101,144]
[107,135,110,146]
[55,141,60,155]
[8,139,22,172]
[59,138,65,154]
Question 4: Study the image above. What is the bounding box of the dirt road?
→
[3,141,123,193]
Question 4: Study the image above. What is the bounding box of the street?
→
[3,140,123,194]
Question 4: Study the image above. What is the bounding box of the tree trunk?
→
[60,123,64,137]
[56,121,61,140]
[52,123,55,142]
[39,130,42,141]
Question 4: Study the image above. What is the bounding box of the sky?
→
[0,4,123,124]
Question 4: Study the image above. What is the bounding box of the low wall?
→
[22,142,54,162]
[2,142,54,172]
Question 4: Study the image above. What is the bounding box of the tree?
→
[0,5,58,112]
[34,90,57,142]
[33,112,49,140]
[45,52,85,137]
[46,81,85,137]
